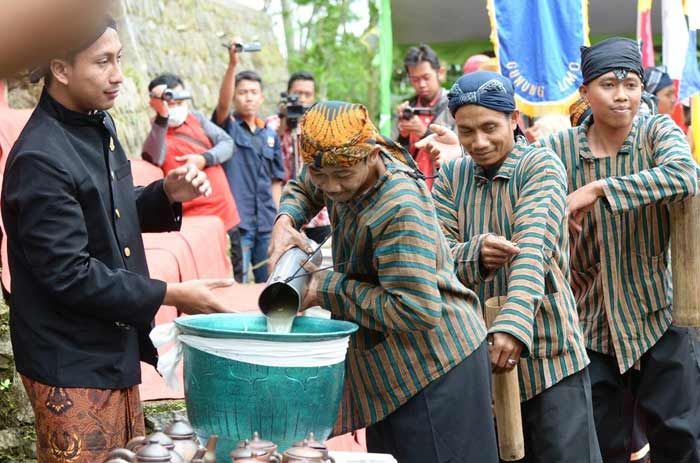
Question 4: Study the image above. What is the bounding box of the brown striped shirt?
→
[433,139,588,400]
[278,152,488,434]
[536,114,698,373]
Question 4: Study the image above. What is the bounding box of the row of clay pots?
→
[104,417,334,463]
[104,418,215,463]
[231,432,334,463]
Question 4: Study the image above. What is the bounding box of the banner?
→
[680,29,700,101]
[378,0,393,137]
[487,0,590,117]
[663,0,689,80]
[691,94,699,162]
[663,0,690,128]
[638,0,655,67]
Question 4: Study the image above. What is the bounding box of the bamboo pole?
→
[671,195,700,327]
[484,296,525,461]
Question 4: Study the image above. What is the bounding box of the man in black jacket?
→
[2,17,234,463]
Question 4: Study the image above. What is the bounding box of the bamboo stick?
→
[484,296,525,461]
[671,195,700,327]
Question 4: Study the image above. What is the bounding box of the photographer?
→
[271,71,331,244]
[142,73,243,282]
[394,44,455,189]
[274,72,315,179]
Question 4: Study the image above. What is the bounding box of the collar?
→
[577,114,638,160]
[473,136,529,183]
[415,88,448,108]
[38,87,108,128]
[343,152,413,212]
[233,114,266,131]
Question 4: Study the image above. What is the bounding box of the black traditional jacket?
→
[2,90,181,388]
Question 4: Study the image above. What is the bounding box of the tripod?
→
[288,116,302,179]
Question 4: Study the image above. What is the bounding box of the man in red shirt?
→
[394,44,455,189]
[142,73,243,281]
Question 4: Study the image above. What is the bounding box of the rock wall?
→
[0,300,35,462]
[9,0,287,157]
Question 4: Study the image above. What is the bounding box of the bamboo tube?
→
[671,195,700,327]
[484,296,525,461]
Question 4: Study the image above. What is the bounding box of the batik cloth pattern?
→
[21,375,144,463]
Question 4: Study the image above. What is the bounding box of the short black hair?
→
[235,70,263,88]
[404,44,440,72]
[287,71,315,92]
[148,73,184,92]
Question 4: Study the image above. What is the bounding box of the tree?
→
[280,0,380,120]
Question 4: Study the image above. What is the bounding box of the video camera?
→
[279,92,311,129]
[160,89,192,102]
[221,42,262,53]
[399,106,433,121]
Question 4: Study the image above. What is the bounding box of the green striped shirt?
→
[433,139,588,400]
[278,153,487,434]
[536,114,698,373]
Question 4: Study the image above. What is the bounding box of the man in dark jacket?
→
[2,18,234,463]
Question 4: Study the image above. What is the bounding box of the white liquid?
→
[266,308,297,334]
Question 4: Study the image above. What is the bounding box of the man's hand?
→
[480,234,520,272]
[149,84,169,118]
[397,115,429,138]
[227,39,239,68]
[163,164,211,203]
[567,180,604,233]
[414,124,462,168]
[268,215,313,272]
[300,261,323,309]
[488,332,524,373]
[175,154,206,171]
[164,279,236,315]
[396,102,410,137]
[524,124,542,143]
[396,102,428,137]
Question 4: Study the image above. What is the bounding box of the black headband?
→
[581,37,644,85]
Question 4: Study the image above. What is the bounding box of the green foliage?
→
[282,0,380,120]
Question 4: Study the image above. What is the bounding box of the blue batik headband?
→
[447,71,517,116]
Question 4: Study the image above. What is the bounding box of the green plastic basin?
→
[174,314,358,460]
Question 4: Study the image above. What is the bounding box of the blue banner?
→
[680,29,700,100]
[487,0,590,116]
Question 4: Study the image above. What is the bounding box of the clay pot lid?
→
[230,446,257,460]
[248,432,276,451]
[285,444,325,460]
[165,418,196,439]
[135,438,172,461]
[148,430,175,450]
[231,442,268,458]
[293,433,326,449]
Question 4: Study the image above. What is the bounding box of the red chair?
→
[0,90,32,291]
[131,158,165,186]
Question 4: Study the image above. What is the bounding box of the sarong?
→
[21,375,144,463]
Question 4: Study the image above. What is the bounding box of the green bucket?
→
[174,314,358,461]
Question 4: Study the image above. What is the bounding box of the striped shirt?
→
[432,139,588,400]
[536,114,698,373]
[279,152,487,434]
